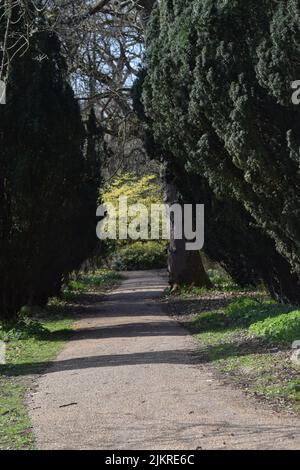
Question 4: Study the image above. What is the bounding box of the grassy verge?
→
[59,269,122,302]
[167,274,300,414]
[0,269,121,450]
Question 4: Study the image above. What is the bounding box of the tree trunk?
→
[133,0,211,289]
[165,180,212,289]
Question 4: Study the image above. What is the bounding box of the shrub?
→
[207,269,239,291]
[111,242,167,271]
[0,318,48,342]
[225,298,294,327]
[249,311,300,345]
[192,297,297,336]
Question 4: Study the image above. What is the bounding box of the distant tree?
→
[101,172,163,245]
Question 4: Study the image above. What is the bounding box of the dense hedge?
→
[140,0,300,303]
[0,6,102,318]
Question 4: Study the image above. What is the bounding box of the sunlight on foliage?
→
[100,172,167,270]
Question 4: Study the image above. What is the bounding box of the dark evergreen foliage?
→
[140,0,300,302]
[0,8,102,318]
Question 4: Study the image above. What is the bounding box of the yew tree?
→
[141,0,300,302]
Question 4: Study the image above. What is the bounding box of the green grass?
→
[59,269,122,302]
[192,297,299,343]
[168,269,262,298]
[252,379,300,407]
[0,314,73,450]
[249,310,300,344]
[225,297,295,329]
[180,295,300,412]
[0,381,34,450]
[0,269,121,450]
[1,315,73,375]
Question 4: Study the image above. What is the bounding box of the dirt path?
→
[28,271,300,450]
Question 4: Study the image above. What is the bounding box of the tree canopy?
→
[140,0,300,302]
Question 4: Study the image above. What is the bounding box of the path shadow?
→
[193,336,284,363]
[169,297,234,320]
[38,319,189,343]
[71,321,188,341]
[103,419,300,449]
[2,348,199,377]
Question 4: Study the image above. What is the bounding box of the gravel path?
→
[28,270,300,450]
